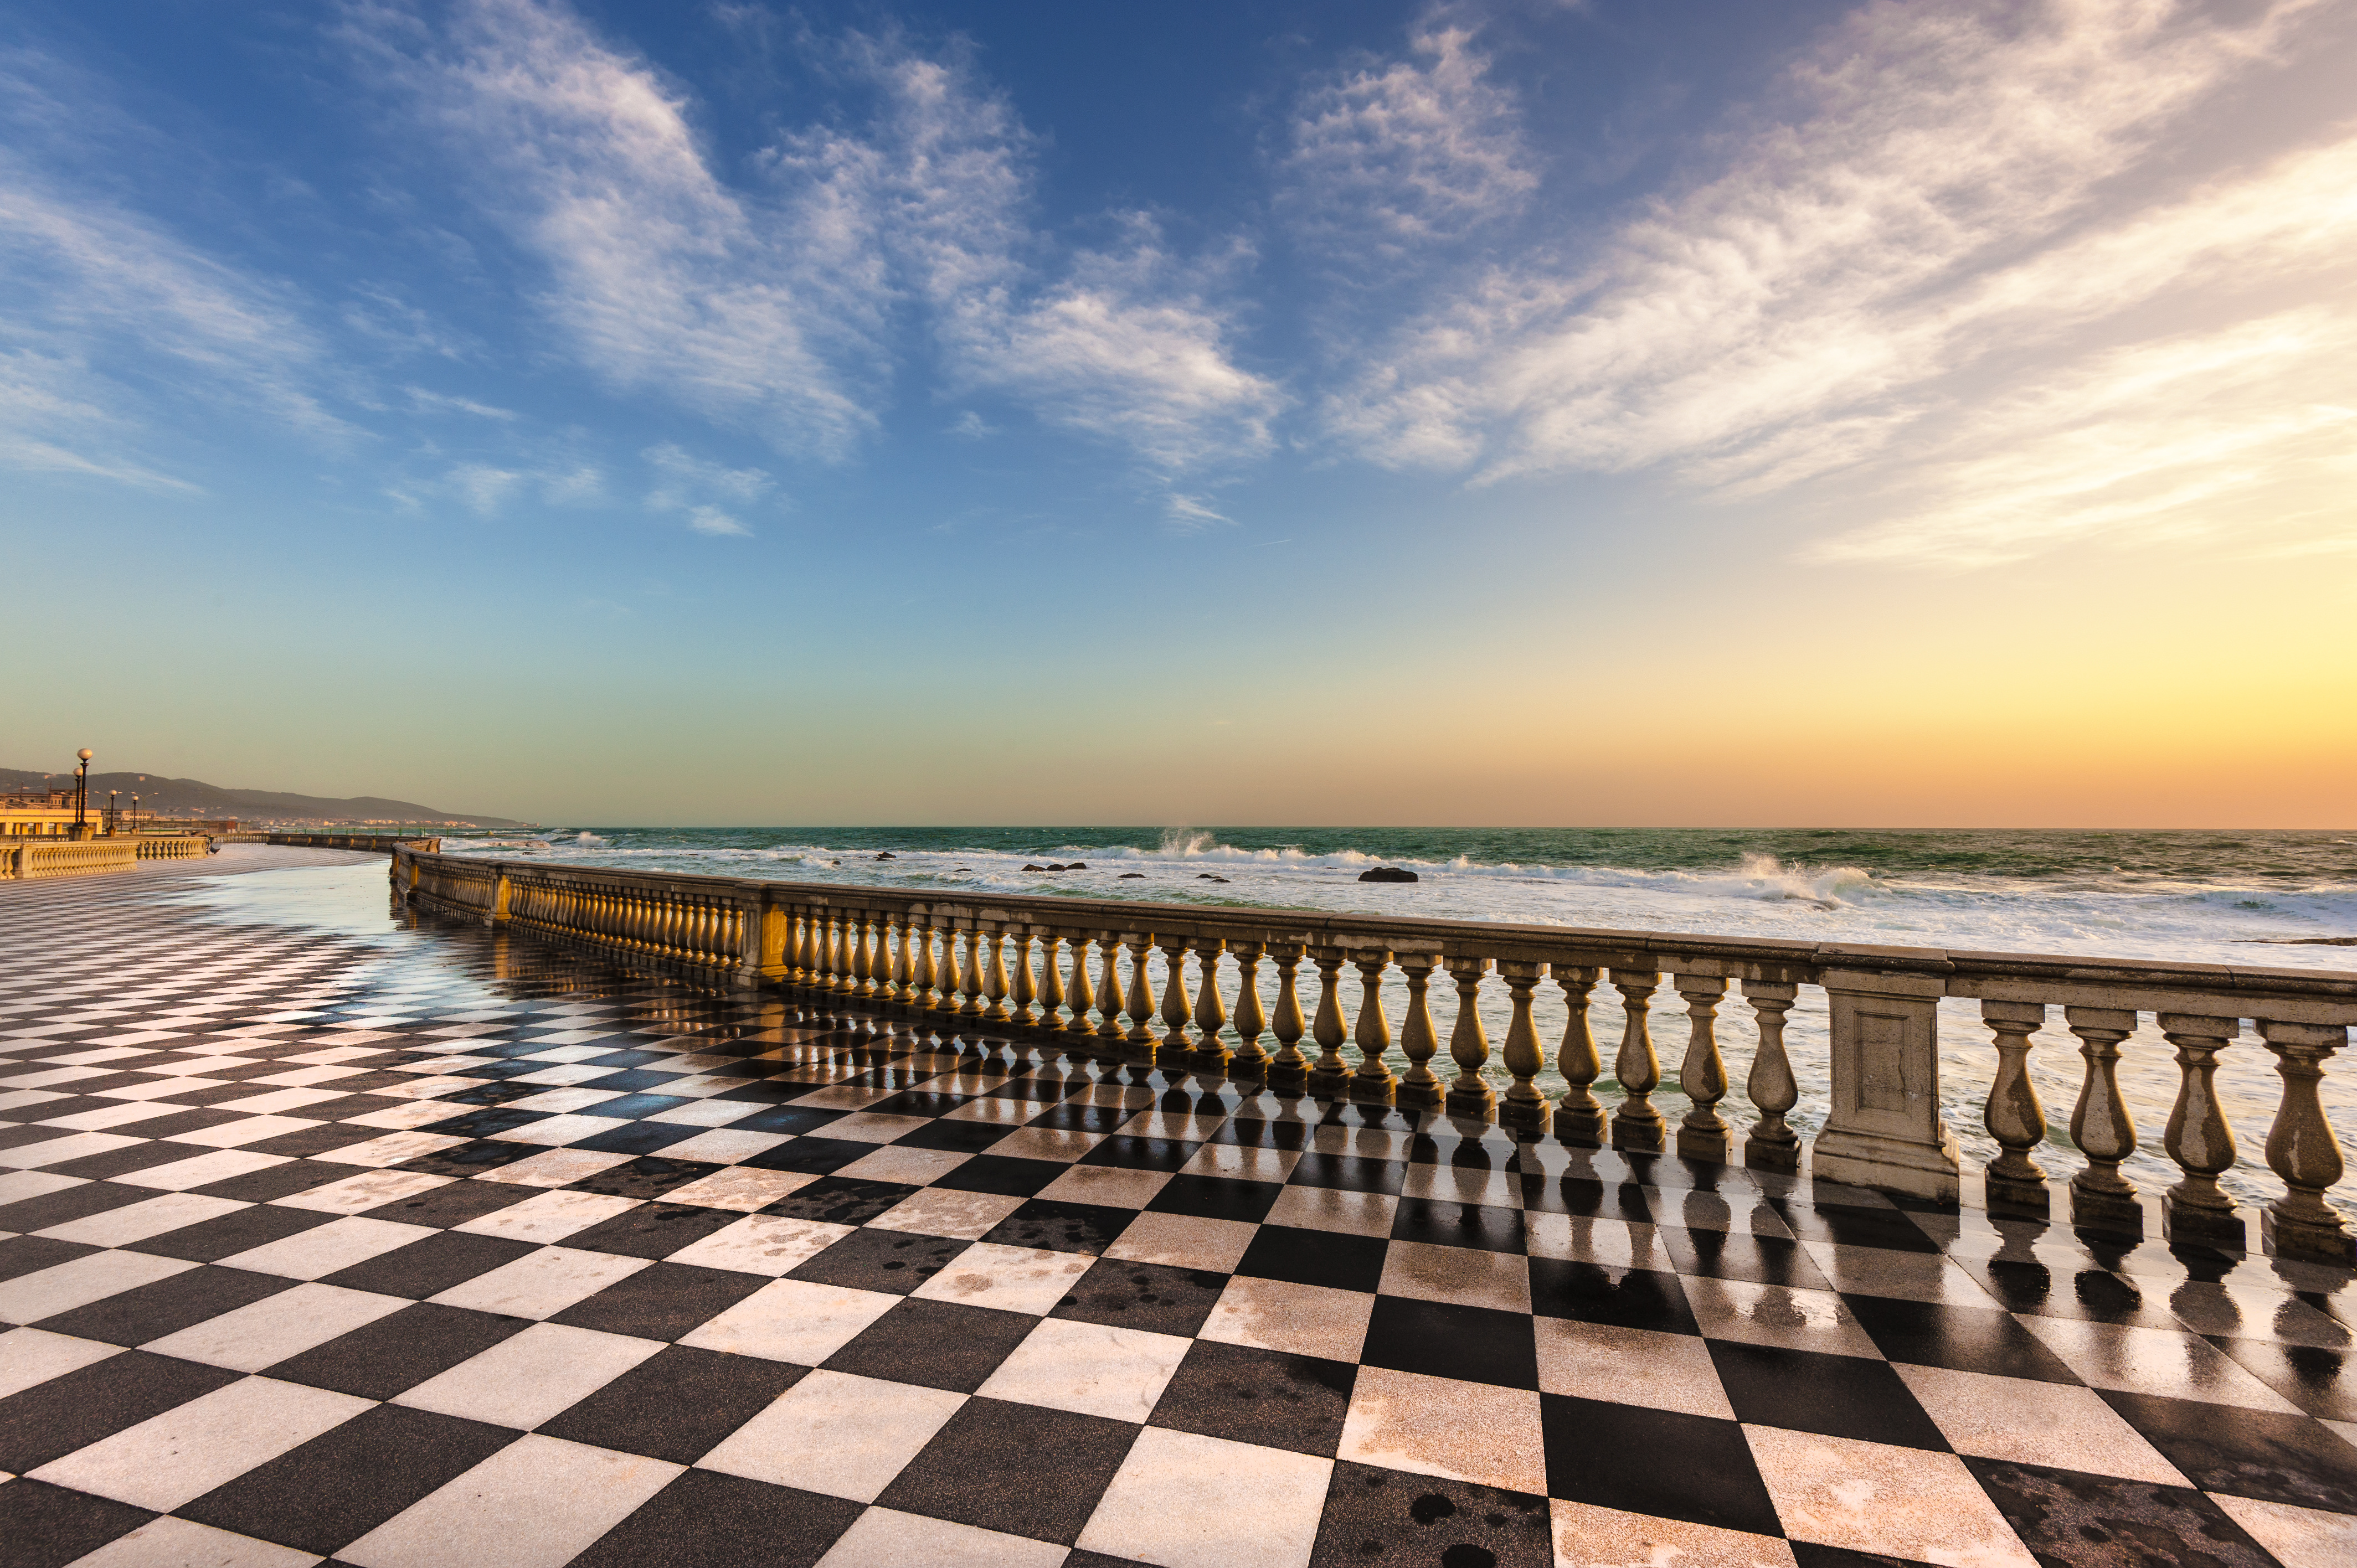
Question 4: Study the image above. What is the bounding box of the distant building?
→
[1,789,84,838]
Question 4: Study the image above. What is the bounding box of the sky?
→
[3,0,2353,827]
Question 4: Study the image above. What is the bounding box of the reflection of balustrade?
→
[390,846,2357,1264]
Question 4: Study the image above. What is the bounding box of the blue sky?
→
[6,1,2354,825]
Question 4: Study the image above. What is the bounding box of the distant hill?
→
[1,769,529,828]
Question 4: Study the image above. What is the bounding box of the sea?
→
[390,827,2357,1206]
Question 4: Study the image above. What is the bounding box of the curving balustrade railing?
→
[390,847,2357,1266]
[3,836,207,878]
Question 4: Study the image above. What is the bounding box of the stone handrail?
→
[390,846,2357,1265]
[229,833,442,854]
[135,834,211,860]
[4,839,141,879]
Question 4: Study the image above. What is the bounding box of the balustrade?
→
[392,846,2357,1265]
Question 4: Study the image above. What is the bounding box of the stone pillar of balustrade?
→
[1444,956,1495,1121]
[1058,928,1092,1037]
[1394,953,1445,1112]
[2257,1018,2354,1265]
[1608,968,1665,1154]
[1307,946,1351,1098]
[1810,968,1960,1204]
[1497,960,1550,1134]
[1979,1000,2049,1218]
[1156,937,1193,1069]
[1031,926,1063,1033]
[981,921,1012,1024]
[1674,974,1731,1163]
[1553,966,1605,1148]
[1187,938,1231,1076]
[2065,1005,2142,1237]
[1095,935,1128,1042]
[1227,940,1268,1079]
[1348,949,1397,1106]
[2157,1013,2241,1250]
[1741,981,1801,1173]
[1121,932,1159,1059]
[1265,942,1310,1095]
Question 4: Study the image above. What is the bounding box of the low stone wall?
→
[3,839,141,879]
[236,833,442,854]
[135,835,211,860]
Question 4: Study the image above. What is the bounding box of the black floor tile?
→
[320,1230,538,1298]
[129,1204,338,1263]
[540,1344,807,1463]
[2099,1390,2357,1512]
[1290,1153,1409,1196]
[35,1262,292,1344]
[876,1396,1138,1545]
[980,1199,1136,1256]
[44,1140,214,1180]
[1962,1258,2183,1328]
[892,1118,1011,1153]
[1541,1392,1783,1535]
[189,1159,356,1203]
[1052,1258,1229,1336]
[434,1081,549,1108]
[358,1179,541,1230]
[0,1235,96,1283]
[416,1106,552,1139]
[759,1177,920,1226]
[1307,1462,1555,1568]
[1391,1197,1525,1254]
[1211,1116,1314,1152]
[742,1137,880,1177]
[1149,1174,1284,1224]
[553,1261,770,1340]
[400,1138,552,1177]
[566,1470,863,1568]
[0,1478,154,1568]
[1709,1341,1948,1448]
[1778,1201,1941,1254]
[2210,1338,2357,1423]
[577,1092,696,1120]
[267,1301,530,1400]
[1079,1135,1199,1172]
[580,1069,688,1091]
[932,1154,1066,1197]
[1844,1294,2080,1383]
[0,1350,241,1473]
[1027,1100,1133,1135]
[1787,1547,1939,1568]
[1361,1296,1538,1389]
[823,1297,1038,1393]
[568,1155,724,1200]
[245,1123,390,1158]
[719,1103,845,1135]
[571,1120,706,1156]
[1150,1339,1355,1456]
[562,1201,743,1260]
[0,1180,148,1235]
[1962,1456,2278,1568]
[1528,1258,1698,1334]
[785,1228,970,1294]
[865,1089,976,1119]
[1236,1225,1388,1293]
[120,1107,248,1139]
[1656,1226,1833,1288]
[179,1404,514,1557]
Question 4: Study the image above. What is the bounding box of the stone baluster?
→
[980,922,1012,1024]
[1032,927,1063,1032]
[1739,981,1801,1173]
[1444,956,1495,1120]
[854,911,880,1000]
[1609,969,1665,1154]
[790,906,815,990]
[2065,1006,2142,1236]
[2257,1019,2353,1265]
[1187,938,1229,1075]
[934,921,965,1017]
[1266,942,1309,1094]
[1157,937,1193,1069]
[1059,929,1092,1035]
[960,925,991,1019]
[1307,946,1351,1097]
[1553,966,1604,1147]
[1980,1001,2050,1217]
[1095,935,1128,1040]
[2157,1013,2241,1250]
[824,910,850,993]
[1498,959,1550,1134]
[1123,933,1159,1055]
[1674,974,1731,1163]
[1349,950,1397,1106]
[1228,941,1268,1077]
[887,914,913,1010]
[1394,953,1444,1112]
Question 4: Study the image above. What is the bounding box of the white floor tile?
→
[220,1216,438,1280]
[31,1375,370,1511]
[0,1249,197,1324]
[452,1189,644,1245]
[698,1369,964,1503]
[142,1282,407,1372]
[0,1326,121,1399]
[679,1278,899,1364]
[975,1318,1190,1422]
[59,1514,322,1568]
[35,1192,248,1247]
[429,1245,652,1318]
[338,1435,681,1568]
[813,1507,1066,1568]
[117,1149,291,1192]
[397,1321,665,1429]
[1076,1426,1325,1568]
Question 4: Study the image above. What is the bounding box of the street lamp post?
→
[73,750,93,840]
[132,795,141,835]
[108,791,119,835]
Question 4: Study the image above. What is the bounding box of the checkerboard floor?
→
[4,848,2356,1568]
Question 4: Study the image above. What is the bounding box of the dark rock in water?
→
[1022,864,1046,871]
[874,853,895,860]
[1358,866,1418,883]
[1196,873,1229,883]
[1118,872,1145,879]
[1066,862,1087,870]
[1044,863,1066,870]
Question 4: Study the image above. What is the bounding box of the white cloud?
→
[1284,24,1537,251]
[362,0,886,458]
[442,458,605,514]
[1324,0,2351,565]
[642,441,771,537]
[406,385,516,420]
[1164,493,1232,529]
